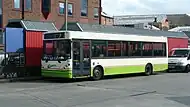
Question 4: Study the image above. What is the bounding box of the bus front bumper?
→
[41,69,72,78]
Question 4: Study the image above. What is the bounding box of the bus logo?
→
[47,64,56,68]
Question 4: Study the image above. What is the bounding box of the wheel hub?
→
[94,70,100,77]
[146,67,151,74]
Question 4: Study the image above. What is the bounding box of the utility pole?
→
[22,0,24,19]
[65,0,68,32]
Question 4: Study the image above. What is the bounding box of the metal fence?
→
[0,52,26,79]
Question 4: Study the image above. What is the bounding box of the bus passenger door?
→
[72,40,91,77]
[81,41,91,76]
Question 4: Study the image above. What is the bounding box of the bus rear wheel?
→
[145,64,153,76]
[93,67,103,81]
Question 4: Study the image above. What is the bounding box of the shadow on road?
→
[16,72,168,84]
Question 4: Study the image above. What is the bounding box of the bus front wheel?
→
[93,67,103,81]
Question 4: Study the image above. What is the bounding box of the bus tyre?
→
[145,64,153,76]
[93,67,103,81]
[184,65,190,73]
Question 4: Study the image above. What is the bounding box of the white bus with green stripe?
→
[41,31,168,80]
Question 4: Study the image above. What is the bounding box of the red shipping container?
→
[168,37,188,56]
[25,31,43,66]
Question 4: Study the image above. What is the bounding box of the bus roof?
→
[44,30,167,43]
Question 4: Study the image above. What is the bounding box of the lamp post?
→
[65,0,68,32]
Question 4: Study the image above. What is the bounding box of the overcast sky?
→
[102,0,190,16]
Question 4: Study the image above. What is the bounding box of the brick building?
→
[0,0,101,29]
[101,12,113,25]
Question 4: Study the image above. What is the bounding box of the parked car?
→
[168,48,190,73]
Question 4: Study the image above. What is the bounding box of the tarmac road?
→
[0,72,190,107]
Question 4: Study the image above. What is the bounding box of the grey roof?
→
[7,19,58,31]
[60,22,188,38]
[61,22,82,31]
[21,20,58,31]
[167,14,190,26]
[183,31,190,38]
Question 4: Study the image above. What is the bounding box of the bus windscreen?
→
[43,40,71,61]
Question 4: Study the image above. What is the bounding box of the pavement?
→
[0,72,190,107]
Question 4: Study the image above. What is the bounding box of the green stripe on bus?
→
[103,64,168,75]
[42,69,72,78]
[153,64,168,72]
[91,64,168,76]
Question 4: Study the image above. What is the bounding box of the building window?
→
[94,8,98,18]
[42,0,51,12]
[59,2,65,14]
[68,3,73,16]
[0,0,2,8]
[14,0,20,9]
[81,0,88,16]
[0,0,2,15]
[25,0,32,10]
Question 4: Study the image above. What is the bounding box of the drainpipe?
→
[22,0,24,20]
[99,0,102,25]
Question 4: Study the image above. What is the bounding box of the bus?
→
[41,31,168,80]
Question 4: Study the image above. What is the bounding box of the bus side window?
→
[153,43,164,56]
[121,41,128,56]
[91,40,107,58]
[142,42,152,57]
[107,41,121,57]
[129,41,141,56]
